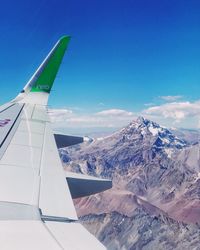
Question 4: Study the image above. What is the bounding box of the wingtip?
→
[59,35,71,42]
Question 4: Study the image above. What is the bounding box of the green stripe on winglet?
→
[31,36,70,93]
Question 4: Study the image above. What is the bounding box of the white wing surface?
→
[0,36,107,249]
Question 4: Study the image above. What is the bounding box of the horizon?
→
[0,0,200,132]
[52,115,200,138]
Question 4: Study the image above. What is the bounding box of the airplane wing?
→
[0,36,109,249]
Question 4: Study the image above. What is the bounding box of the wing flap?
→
[39,122,78,220]
[46,221,106,250]
[0,219,106,250]
[0,221,62,250]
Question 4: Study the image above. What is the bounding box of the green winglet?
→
[30,36,70,93]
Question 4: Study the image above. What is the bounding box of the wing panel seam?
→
[0,103,15,114]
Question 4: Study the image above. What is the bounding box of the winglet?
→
[14,36,70,104]
[30,36,70,93]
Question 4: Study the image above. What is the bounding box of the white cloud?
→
[96,109,133,117]
[143,101,200,123]
[48,108,73,123]
[48,108,136,131]
[160,95,183,101]
[144,103,155,107]
[48,100,200,134]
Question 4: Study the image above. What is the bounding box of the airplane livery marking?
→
[0,119,11,127]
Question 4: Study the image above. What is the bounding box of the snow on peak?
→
[126,116,163,136]
[120,116,187,150]
[148,126,159,136]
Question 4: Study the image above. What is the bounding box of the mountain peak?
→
[135,116,159,128]
[136,116,146,124]
[119,116,187,150]
[125,116,160,134]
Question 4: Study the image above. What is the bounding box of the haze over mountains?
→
[59,117,200,249]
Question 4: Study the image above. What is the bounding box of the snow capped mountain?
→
[119,116,187,150]
[60,116,200,249]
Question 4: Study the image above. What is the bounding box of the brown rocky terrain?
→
[60,117,200,249]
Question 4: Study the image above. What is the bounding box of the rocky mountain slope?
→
[170,128,200,145]
[81,209,200,250]
[60,117,200,249]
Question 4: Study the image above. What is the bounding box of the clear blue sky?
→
[0,0,200,114]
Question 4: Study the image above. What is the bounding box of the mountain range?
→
[60,117,200,249]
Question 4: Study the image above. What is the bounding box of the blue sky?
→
[0,0,200,133]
